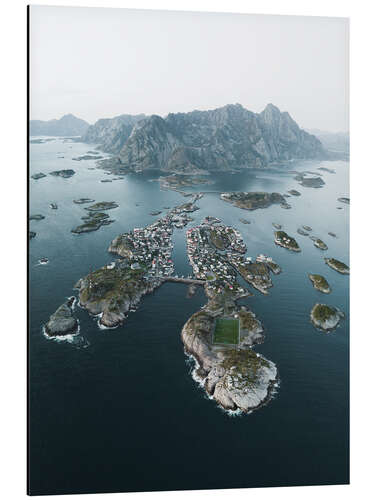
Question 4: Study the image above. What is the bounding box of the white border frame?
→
[1,1,374,499]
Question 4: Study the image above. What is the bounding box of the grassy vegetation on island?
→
[314,238,328,250]
[213,318,239,345]
[324,257,350,274]
[274,231,300,252]
[85,201,119,212]
[309,274,331,293]
[310,303,344,332]
[221,191,285,211]
[79,265,147,312]
[311,303,336,322]
[221,349,270,387]
[209,228,230,250]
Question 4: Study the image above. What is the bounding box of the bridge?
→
[162,276,206,286]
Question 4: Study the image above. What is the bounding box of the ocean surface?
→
[28,138,349,495]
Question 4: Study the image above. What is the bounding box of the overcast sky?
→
[29,6,349,132]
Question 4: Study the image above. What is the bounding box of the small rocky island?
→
[337,197,350,205]
[295,173,325,188]
[49,169,76,178]
[31,172,46,180]
[221,191,285,211]
[309,274,331,294]
[310,303,344,332]
[288,189,301,196]
[158,174,211,190]
[318,167,335,174]
[73,198,95,204]
[85,201,119,211]
[314,238,328,250]
[72,154,103,161]
[274,231,301,252]
[44,298,79,338]
[324,257,350,274]
[280,201,292,209]
[29,214,45,221]
[72,212,114,234]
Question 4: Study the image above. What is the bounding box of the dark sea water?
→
[28,138,349,495]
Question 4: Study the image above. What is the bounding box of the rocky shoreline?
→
[314,238,328,250]
[274,231,301,252]
[324,257,350,275]
[44,297,79,337]
[49,169,75,178]
[75,268,163,328]
[221,191,285,211]
[310,303,345,332]
[181,285,278,413]
[157,173,212,191]
[308,274,331,294]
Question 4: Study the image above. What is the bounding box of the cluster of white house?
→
[106,202,201,279]
[185,223,251,295]
[110,216,175,277]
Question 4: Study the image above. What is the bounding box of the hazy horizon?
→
[29,6,349,133]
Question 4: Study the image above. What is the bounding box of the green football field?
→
[213,318,239,345]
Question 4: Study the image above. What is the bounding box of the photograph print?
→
[28,6,349,496]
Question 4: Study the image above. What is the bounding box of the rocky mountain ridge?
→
[83,103,327,173]
[30,114,89,137]
[82,114,146,153]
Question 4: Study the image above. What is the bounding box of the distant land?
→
[306,128,349,155]
[29,104,349,173]
[29,113,89,137]
[81,104,328,174]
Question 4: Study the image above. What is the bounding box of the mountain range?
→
[29,114,90,137]
[306,128,349,154]
[82,103,326,173]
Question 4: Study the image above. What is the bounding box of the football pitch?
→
[213,318,240,345]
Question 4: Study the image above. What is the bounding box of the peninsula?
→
[184,221,280,412]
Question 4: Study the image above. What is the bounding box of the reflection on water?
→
[29,138,349,495]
